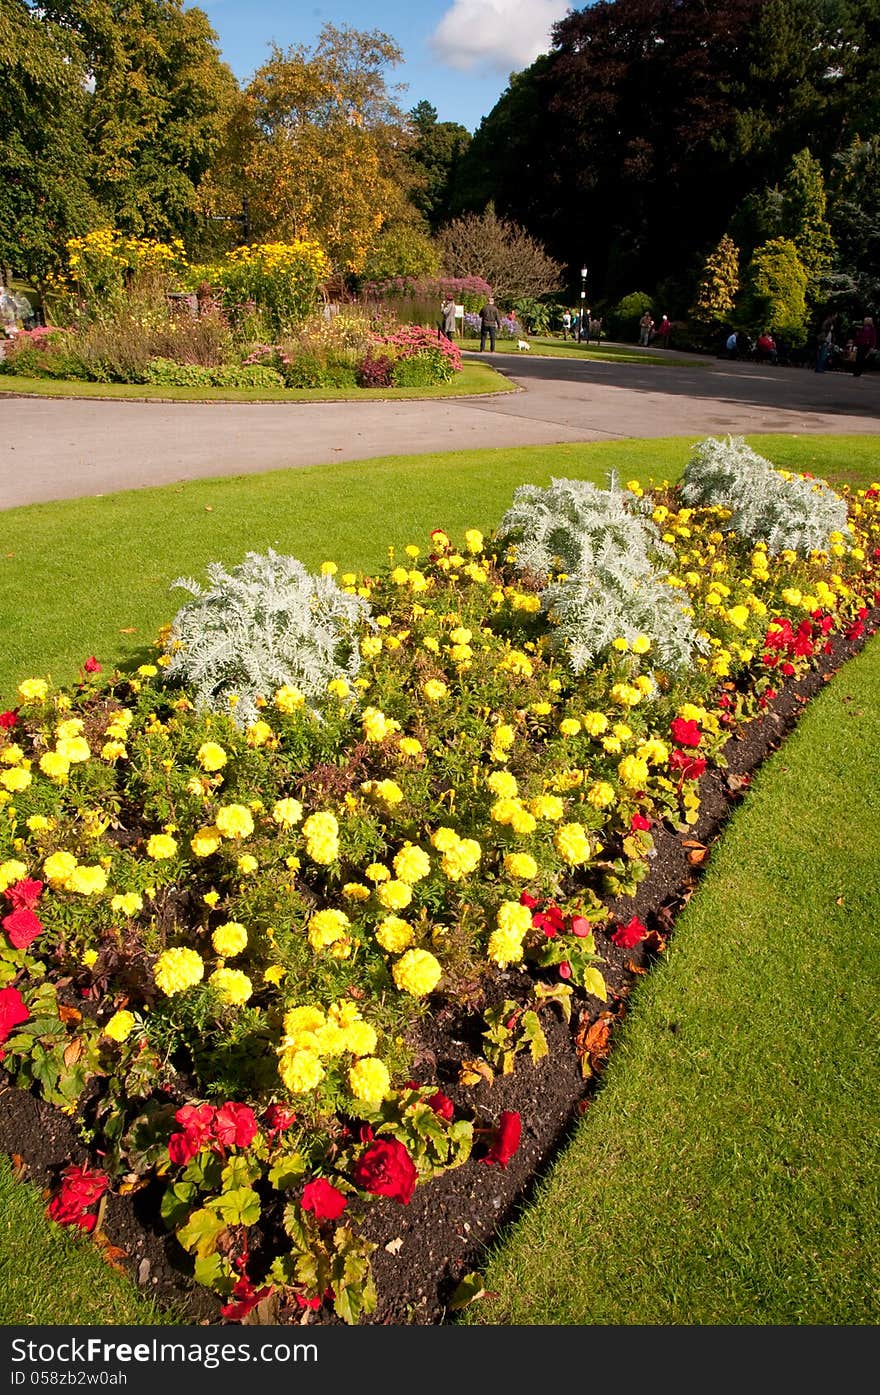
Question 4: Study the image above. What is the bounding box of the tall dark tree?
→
[0,0,101,280]
[406,101,472,230]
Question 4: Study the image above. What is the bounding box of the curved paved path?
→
[2,352,878,510]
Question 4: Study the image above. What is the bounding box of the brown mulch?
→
[0,608,876,1327]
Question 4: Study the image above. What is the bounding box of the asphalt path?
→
[1,351,878,510]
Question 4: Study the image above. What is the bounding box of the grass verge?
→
[457,335,704,365]
[464,632,880,1325]
[0,360,512,403]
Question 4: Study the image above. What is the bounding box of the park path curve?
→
[2,351,878,510]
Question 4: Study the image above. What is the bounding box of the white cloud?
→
[429,0,570,73]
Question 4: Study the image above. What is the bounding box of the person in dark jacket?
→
[853,316,876,377]
[439,297,456,342]
[479,297,502,352]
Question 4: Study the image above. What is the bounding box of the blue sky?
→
[191,0,572,133]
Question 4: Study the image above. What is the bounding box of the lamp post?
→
[578,265,588,342]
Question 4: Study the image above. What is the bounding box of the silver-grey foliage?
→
[496,474,703,676]
[163,550,372,726]
[680,435,850,555]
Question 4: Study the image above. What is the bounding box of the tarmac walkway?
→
[1,351,877,510]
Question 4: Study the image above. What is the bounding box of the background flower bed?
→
[0,447,877,1323]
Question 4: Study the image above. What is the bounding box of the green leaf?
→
[448,1272,488,1310]
[519,1009,549,1063]
[221,1154,261,1191]
[176,1206,228,1260]
[581,966,608,1002]
[193,1253,236,1296]
[160,1181,199,1228]
[213,1186,261,1227]
[268,1151,306,1191]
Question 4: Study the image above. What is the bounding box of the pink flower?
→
[83,656,102,673]
[570,916,592,938]
[301,1177,348,1221]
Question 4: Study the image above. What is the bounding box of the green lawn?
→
[0,432,877,1326]
[458,335,704,366]
[0,359,512,403]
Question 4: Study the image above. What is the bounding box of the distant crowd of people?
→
[721,314,877,375]
[561,308,604,343]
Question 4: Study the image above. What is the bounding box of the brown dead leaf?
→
[575,1013,614,1077]
[63,1038,83,1068]
[644,929,668,954]
[626,958,647,976]
[681,839,707,850]
[119,627,137,634]
[58,1005,82,1025]
[242,1293,280,1326]
[10,1153,27,1179]
[94,1233,129,1273]
[384,1237,404,1255]
[687,847,709,865]
[458,1058,494,1087]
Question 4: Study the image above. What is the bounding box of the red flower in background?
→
[611,916,648,949]
[0,985,29,1058]
[426,1090,455,1120]
[352,1138,417,1204]
[263,1103,296,1135]
[2,907,43,950]
[213,1102,258,1149]
[219,1275,274,1323]
[83,656,102,673]
[4,878,43,910]
[669,750,706,781]
[301,1177,348,1221]
[0,711,17,729]
[631,813,652,832]
[670,717,701,747]
[482,1111,522,1168]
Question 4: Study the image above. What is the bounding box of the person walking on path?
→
[479,296,502,352]
[562,309,572,339]
[655,314,671,347]
[439,297,456,343]
[639,311,654,346]
[853,316,876,377]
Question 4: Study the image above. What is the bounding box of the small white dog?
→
[516,339,530,351]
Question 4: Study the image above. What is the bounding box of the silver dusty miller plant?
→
[163,549,373,726]
[679,435,850,555]
[496,474,704,676]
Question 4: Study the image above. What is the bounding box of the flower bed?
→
[0,443,877,1324]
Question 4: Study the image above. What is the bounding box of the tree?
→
[437,206,562,302]
[738,237,809,339]
[0,1,102,280]
[690,235,741,331]
[829,136,880,313]
[779,149,836,302]
[39,0,238,244]
[406,101,472,230]
[217,25,415,273]
[361,224,441,281]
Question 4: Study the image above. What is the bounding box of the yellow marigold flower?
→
[423,678,448,702]
[212,921,248,957]
[497,901,532,937]
[365,862,390,882]
[263,964,286,985]
[637,739,669,765]
[431,827,459,852]
[283,1005,325,1044]
[55,718,83,740]
[511,591,541,613]
[510,807,537,835]
[209,967,253,1005]
[390,566,409,585]
[110,892,143,916]
[559,717,582,737]
[321,560,337,576]
[530,794,564,820]
[313,1018,347,1055]
[492,722,515,749]
[278,1046,324,1094]
[342,1019,378,1057]
[81,948,98,967]
[490,796,520,826]
[422,635,440,654]
[677,703,705,722]
[137,664,158,678]
[612,722,633,741]
[500,649,534,677]
[635,675,655,695]
[302,811,339,865]
[327,678,350,699]
[66,864,107,896]
[0,744,23,765]
[393,843,431,884]
[56,736,90,764]
[375,915,415,953]
[342,881,371,901]
[26,815,50,831]
[631,634,652,654]
[0,859,28,891]
[246,721,274,748]
[602,736,623,754]
[237,854,258,875]
[18,678,48,702]
[609,683,641,708]
[587,780,616,809]
[154,946,204,995]
[393,948,442,997]
[0,767,30,793]
[361,636,383,660]
[103,1010,136,1043]
[272,797,303,829]
[101,740,127,762]
[308,907,350,951]
[488,926,526,968]
[619,755,650,789]
[146,833,177,860]
[191,825,221,858]
[612,636,629,652]
[464,528,484,553]
[581,711,609,736]
[215,804,254,840]
[377,878,413,911]
[440,837,481,881]
[275,685,305,714]
[197,742,227,772]
[487,770,518,798]
[397,736,423,758]
[349,1056,390,1105]
[530,701,552,716]
[555,822,592,866]
[504,852,538,879]
[725,605,750,630]
[43,850,77,885]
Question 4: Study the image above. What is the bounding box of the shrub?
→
[390,347,456,386]
[680,436,850,554]
[145,359,216,388]
[496,474,702,675]
[738,238,809,340]
[281,355,356,390]
[164,550,373,727]
[606,291,654,341]
[356,352,396,388]
[212,242,331,337]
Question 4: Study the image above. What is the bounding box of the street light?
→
[578,265,588,342]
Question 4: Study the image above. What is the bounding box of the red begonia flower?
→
[83,656,102,673]
[570,916,592,938]
[482,1111,521,1168]
[219,1275,274,1323]
[213,1102,258,1149]
[0,711,18,729]
[352,1138,417,1204]
[0,986,29,1055]
[263,1103,296,1134]
[301,1177,348,1221]
[611,916,648,949]
[4,879,43,910]
[426,1090,455,1120]
[670,717,701,747]
[3,907,43,950]
[631,813,652,832]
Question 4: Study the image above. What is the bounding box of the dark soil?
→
[1,607,876,1327]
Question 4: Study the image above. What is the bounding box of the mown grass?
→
[457,335,703,366]
[464,632,880,1325]
[0,359,512,403]
[0,433,877,1325]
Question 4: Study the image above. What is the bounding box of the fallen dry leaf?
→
[63,1039,83,1068]
[626,958,648,976]
[687,847,709,865]
[58,1005,82,1025]
[385,1237,404,1255]
[458,1058,494,1087]
[119,627,137,634]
